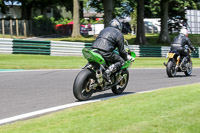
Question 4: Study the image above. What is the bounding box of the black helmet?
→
[109,18,123,31]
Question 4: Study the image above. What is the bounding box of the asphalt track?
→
[0,68,199,122]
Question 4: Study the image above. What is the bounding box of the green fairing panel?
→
[131,51,136,60]
[121,51,136,69]
[83,48,136,69]
[121,60,131,69]
[82,48,106,65]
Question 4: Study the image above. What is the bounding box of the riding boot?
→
[104,64,117,83]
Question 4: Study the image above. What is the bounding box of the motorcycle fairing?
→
[83,48,136,69]
[82,48,106,65]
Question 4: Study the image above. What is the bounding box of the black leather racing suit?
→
[171,34,194,62]
[92,26,128,70]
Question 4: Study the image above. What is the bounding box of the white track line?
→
[0,89,158,125]
[0,68,199,125]
[1,82,196,125]
[0,95,123,125]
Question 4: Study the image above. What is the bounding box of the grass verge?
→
[0,83,200,133]
[0,34,27,39]
[0,54,87,69]
[0,54,200,69]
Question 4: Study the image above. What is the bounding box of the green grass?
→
[0,54,200,69]
[0,54,87,69]
[135,57,200,68]
[0,34,27,39]
[0,83,199,133]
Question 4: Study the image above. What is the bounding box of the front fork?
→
[116,71,127,87]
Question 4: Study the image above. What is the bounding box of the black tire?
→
[112,69,129,95]
[184,61,192,76]
[166,60,176,77]
[73,69,95,101]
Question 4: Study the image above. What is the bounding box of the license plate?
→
[167,53,175,58]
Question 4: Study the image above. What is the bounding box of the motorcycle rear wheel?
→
[184,61,192,76]
[73,69,95,101]
[112,69,129,94]
[166,60,177,77]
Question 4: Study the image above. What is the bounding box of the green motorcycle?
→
[73,41,136,101]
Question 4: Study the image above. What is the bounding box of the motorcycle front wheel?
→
[112,69,129,94]
[184,61,192,76]
[73,69,95,101]
[166,60,177,77]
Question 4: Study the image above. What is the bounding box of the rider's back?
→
[171,34,191,52]
[92,27,123,52]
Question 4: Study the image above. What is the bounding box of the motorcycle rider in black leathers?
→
[92,18,129,82]
[170,28,195,68]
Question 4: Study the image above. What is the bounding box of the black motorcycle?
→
[164,46,193,77]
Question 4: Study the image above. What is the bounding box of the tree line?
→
[85,0,200,45]
[0,0,199,44]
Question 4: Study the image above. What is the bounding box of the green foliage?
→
[89,0,136,18]
[33,15,56,25]
[114,0,135,17]
[144,0,199,18]
[130,7,137,33]
[144,0,161,18]
[54,18,72,25]
[52,18,103,25]
[89,0,103,13]
[80,19,89,25]
[32,15,56,36]
[144,0,200,33]
[90,19,104,24]
[83,0,91,12]
[0,0,6,14]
